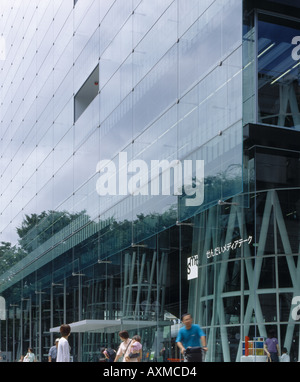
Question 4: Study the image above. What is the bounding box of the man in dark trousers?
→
[176,313,207,362]
[264,330,280,362]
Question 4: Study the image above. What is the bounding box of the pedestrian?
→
[125,335,142,362]
[48,338,59,362]
[23,348,35,362]
[99,347,107,362]
[160,342,170,362]
[176,313,207,362]
[114,330,134,362]
[103,347,116,362]
[264,330,280,362]
[280,347,290,362]
[56,324,71,362]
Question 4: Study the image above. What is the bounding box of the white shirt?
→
[280,353,290,362]
[116,339,138,362]
[56,337,70,362]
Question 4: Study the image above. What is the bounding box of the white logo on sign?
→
[187,255,198,280]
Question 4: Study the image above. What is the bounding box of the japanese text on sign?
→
[206,236,253,259]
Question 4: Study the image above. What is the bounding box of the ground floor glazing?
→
[0,186,299,362]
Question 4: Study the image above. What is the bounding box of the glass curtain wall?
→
[188,1,300,362]
[257,13,300,129]
[0,0,243,361]
[189,184,300,362]
[1,224,191,362]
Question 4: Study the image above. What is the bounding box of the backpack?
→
[106,348,116,361]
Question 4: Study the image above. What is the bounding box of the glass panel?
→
[132,0,177,86]
[99,0,133,58]
[257,13,300,129]
[74,129,100,191]
[178,1,221,96]
[279,293,293,321]
[133,43,177,137]
[100,16,132,88]
[259,294,277,322]
[0,0,248,363]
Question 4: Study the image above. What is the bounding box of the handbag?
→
[185,346,203,362]
[128,352,140,359]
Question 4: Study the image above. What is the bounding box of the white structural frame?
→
[190,190,300,362]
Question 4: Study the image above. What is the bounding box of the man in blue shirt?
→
[48,338,59,362]
[176,313,207,361]
[264,330,280,362]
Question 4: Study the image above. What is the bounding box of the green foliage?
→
[0,241,25,275]
[16,210,87,253]
[0,210,87,275]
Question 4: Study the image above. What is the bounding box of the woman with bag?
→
[125,335,142,362]
[114,331,139,363]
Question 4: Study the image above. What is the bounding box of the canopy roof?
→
[50,319,170,334]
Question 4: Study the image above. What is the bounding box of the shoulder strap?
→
[124,340,132,354]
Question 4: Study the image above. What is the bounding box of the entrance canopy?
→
[50,319,170,334]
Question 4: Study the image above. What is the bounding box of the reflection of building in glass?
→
[257,13,300,128]
[0,0,299,362]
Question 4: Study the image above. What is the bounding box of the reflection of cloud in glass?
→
[0,36,5,60]
[0,0,243,255]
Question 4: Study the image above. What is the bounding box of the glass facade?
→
[257,13,300,128]
[0,0,299,363]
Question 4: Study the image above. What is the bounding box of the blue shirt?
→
[176,324,205,348]
[48,345,57,360]
[264,337,278,353]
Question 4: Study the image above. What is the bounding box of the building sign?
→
[187,236,253,278]
[206,236,253,259]
[187,255,198,280]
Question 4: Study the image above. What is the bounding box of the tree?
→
[0,241,25,275]
[16,210,88,253]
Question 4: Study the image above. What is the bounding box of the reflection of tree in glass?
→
[0,210,89,275]
[0,241,25,275]
[0,170,241,276]
[16,210,88,254]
